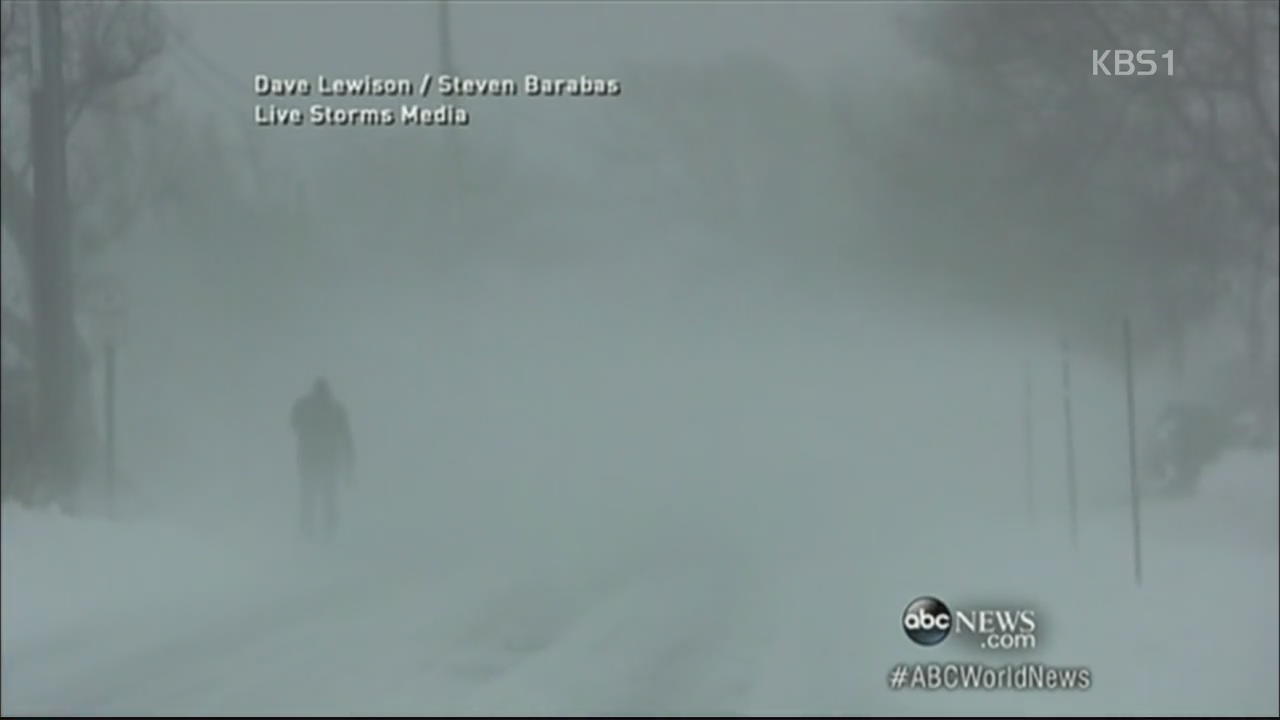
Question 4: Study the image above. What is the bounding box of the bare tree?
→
[1,0,166,506]
[903,1,1278,380]
[2,1,166,269]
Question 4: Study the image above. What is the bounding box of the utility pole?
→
[438,0,455,79]
[436,0,464,236]
[30,0,78,508]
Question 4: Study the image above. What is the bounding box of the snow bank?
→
[2,505,275,657]
[832,447,1279,717]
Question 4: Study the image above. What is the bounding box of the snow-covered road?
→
[3,522,763,715]
[4,450,1276,716]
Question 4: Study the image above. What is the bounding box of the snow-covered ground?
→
[5,237,1277,715]
[3,446,1275,716]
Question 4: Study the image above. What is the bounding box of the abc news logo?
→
[902,596,1037,649]
[1092,49,1175,77]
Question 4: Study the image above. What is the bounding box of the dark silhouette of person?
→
[291,377,354,541]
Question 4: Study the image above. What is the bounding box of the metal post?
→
[1061,339,1078,548]
[1023,366,1036,520]
[1123,318,1143,586]
[104,339,117,516]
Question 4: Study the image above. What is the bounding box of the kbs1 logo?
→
[902,596,1037,651]
[1092,49,1174,77]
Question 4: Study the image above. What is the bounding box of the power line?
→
[163,23,269,189]
[168,28,246,104]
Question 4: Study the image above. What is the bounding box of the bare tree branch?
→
[2,0,166,265]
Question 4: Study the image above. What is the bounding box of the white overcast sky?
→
[160,1,924,171]
[171,1,911,81]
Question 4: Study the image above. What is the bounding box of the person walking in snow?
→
[291,377,355,541]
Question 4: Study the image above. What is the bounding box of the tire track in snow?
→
[10,556,635,715]
[454,553,765,716]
